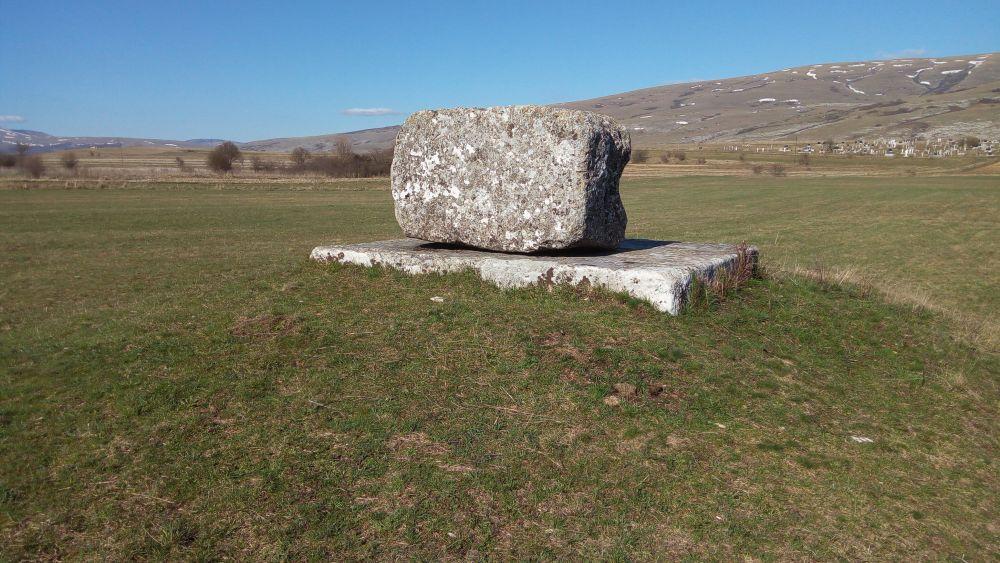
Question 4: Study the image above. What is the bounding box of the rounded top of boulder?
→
[391,105,630,253]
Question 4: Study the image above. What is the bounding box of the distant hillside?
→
[560,52,1000,144]
[8,52,997,154]
[0,129,223,153]
[239,126,400,154]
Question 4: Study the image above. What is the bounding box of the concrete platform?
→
[310,238,757,314]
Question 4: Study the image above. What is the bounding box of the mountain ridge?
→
[0,128,225,153]
[561,51,999,145]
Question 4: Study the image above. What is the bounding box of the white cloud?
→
[877,48,927,59]
[342,107,399,116]
[0,115,25,123]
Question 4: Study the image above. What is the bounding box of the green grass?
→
[626,175,999,340]
[1,177,997,559]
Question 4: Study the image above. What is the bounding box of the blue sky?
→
[1,0,997,141]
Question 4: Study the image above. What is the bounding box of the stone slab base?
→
[310,238,757,315]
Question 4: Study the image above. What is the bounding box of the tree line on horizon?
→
[0,139,393,179]
[205,138,393,178]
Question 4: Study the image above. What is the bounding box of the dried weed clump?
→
[687,241,759,310]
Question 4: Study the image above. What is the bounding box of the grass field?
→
[1,175,998,559]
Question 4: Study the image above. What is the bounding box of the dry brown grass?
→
[782,262,998,350]
[230,314,302,340]
[688,241,760,309]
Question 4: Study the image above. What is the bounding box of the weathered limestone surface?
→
[311,239,757,315]
[391,105,630,253]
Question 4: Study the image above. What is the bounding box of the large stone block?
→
[391,105,630,253]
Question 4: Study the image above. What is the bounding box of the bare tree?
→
[23,155,45,178]
[206,141,242,173]
[333,137,352,158]
[291,147,310,165]
[15,143,29,157]
[61,152,79,172]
